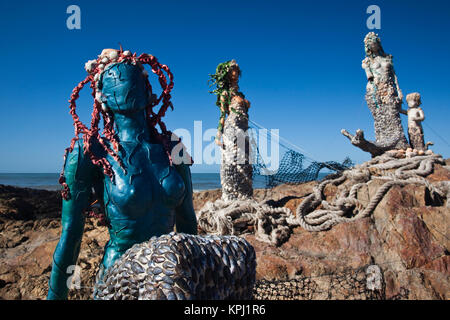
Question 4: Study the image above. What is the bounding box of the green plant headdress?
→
[208,60,240,97]
[208,60,242,142]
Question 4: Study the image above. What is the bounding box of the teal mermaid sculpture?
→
[47,49,197,300]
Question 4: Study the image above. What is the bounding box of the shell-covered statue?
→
[405,92,427,152]
[93,232,256,300]
[341,33,410,156]
[362,32,409,149]
[208,60,253,202]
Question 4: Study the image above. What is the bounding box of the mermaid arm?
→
[173,162,197,235]
[47,140,98,300]
[215,92,229,146]
[390,56,403,102]
[394,74,403,102]
[362,58,374,81]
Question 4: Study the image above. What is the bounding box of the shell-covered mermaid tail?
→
[93,232,256,300]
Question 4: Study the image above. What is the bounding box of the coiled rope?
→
[197,153,447,244]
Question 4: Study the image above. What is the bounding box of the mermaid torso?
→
[101,139,186,269]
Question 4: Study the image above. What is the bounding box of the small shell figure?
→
[405,92,426,151]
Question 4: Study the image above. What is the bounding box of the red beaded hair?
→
[59,49,174,200]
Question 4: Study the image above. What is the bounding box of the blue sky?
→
[0,0,449,173]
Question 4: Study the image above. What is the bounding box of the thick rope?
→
[197,153,447,244]
[197,199,291,246]
[287,153,445,232]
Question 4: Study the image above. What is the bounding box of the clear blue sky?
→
[0,0,449,173]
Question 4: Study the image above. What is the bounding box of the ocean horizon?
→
[0,172,332,192]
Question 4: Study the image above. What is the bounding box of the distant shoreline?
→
[0,172,333,193]
[0,172,225,193]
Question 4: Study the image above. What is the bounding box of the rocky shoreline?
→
[0,158,449,300]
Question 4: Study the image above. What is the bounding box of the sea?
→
[0,172,331,192]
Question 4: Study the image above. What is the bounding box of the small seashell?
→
[138,255,148,265]
[123,50,132,57]
[162,261,175,270]
[222,243,233,256]
[163,268,176,276]
[98,63,105,70]
[211,243,222,258]
[144,283,155,292]
[119,279,130,287]
[225,253,233,270]
[101,57,109,64]
[166,249,178,261]
[131,262,144,274]
[152,256,165,263]
[158,245,171,254]
[151,267,163,275]
[84,59,97,72]
[108,50,119,61]
[162,275,174,285]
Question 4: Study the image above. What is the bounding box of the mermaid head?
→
[364,32,386,58]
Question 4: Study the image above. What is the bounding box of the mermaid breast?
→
[104,169,154,220]
[103,141,185,220]
[152,162,186,208]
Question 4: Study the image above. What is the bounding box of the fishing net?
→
[253,149,353,188]
[249,127,354,188]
